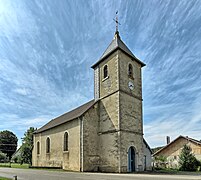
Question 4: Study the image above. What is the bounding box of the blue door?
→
[128,146,135,172]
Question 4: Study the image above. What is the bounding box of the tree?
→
[20,127,36,165]
[152,146,164,154]
[0,130,18,159]
[179,144,200,171]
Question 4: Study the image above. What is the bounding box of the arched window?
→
[37,141,40,155]
[103,65,108,78]
[128,64,133,78]
[46,137,50,153]
[64,132,68,151]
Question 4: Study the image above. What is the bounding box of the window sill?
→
[102,76,109,82]
[63,151,69,154]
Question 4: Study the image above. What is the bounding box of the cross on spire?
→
[113,11,121,33]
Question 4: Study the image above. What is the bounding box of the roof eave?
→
[91,47,146,69]
[34,117,78,134]
[152,135,201,156]
[34,100,96,134]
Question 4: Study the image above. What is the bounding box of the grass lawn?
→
[153,169,201,175]
[11,163,29,169]
[0,163,63,171]
[0,163,29,169]
[0,177,12,180]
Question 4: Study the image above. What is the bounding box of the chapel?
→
[32,29,152,172]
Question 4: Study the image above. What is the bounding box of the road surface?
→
[0,168,200,180]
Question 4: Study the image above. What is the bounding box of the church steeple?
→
[114,30,120,39]
[91,31,145,69]
[91,22,146,172]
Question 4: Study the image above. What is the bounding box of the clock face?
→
[128,81,134,90]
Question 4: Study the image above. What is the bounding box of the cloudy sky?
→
[0,0,201,148]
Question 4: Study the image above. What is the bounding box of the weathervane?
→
[113,11,121,32]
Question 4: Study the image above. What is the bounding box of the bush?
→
[0,151,8,162]
[154,155,168,169]
[11,153,22,163]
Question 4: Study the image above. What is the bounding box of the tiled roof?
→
[153,135,201,156]
[91,31,145,68]
[35,100,95,134]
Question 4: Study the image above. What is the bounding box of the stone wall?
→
[119,51,142,99]
[143,141,152,171]
[99,51,119,98]
[82,104,99,171]
[119,92,143,133]
[98,91,120,172]
[120,132,144,172]
[98,51,120,172]
[99,93,119,132]
[32,119,81,171]
[98,132,120,172]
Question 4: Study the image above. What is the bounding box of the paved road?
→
[0,168,200,180]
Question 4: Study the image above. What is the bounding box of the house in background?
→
[153,135,201,169]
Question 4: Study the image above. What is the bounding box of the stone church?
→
[32,30,152,172]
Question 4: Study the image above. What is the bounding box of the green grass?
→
[0,163,63,171]
[0,163,29,169]
[0,177,12,180]
[11,163,29,169]
[154,168,201,175]
[0,163,11,168]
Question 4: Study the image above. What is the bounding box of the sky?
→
[0,0,201,148]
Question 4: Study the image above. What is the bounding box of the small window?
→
[64,132,68,151]
[128,64,133,78]
[46,137,50,153]
[103,65,108,79]
[37,141,40,155]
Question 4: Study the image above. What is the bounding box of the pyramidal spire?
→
[91,12,145,68]
[114,30,120,40]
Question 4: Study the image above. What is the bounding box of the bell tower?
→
[91,30,145,172]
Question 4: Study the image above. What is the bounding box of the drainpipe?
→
[79,117,84,172]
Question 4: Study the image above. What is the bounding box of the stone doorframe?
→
[128,146,136,172]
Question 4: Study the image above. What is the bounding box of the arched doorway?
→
[128,146,135,172]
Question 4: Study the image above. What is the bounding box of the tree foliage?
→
[152,146,164,154]
[0,151,8,162]
[153,155,167,169]
[179,144,200,171]
[20,127,36,164]
[0,130,18,159]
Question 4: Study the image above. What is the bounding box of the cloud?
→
[0,0,201,148]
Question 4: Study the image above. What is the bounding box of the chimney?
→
[166,136,170,145]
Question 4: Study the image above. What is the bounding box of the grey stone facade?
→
[32,31,152,172]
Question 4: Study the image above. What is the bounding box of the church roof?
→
[91,31,145,68]
[35,100,95,134]
[143,138,153,154]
